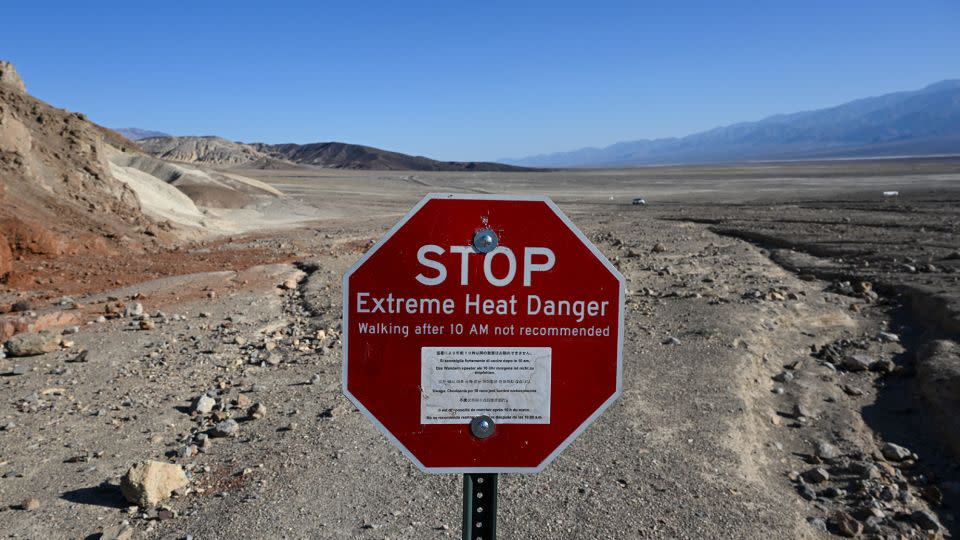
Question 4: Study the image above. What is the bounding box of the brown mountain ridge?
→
[138,135,534,172]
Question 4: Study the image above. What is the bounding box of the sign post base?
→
[463,473,498,540]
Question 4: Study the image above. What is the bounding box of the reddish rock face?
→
[0,311,82,342]
[0,232,11,282]
[0,217,64,256]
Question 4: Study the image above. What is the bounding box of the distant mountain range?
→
[501,80,960,167]
[134,136,531,172]
[114,127,171,140]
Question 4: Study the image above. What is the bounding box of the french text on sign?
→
[420,347,551,425]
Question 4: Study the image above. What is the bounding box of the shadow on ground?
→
[61,482,128,509]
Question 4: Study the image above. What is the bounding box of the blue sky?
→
[4,1,958,161]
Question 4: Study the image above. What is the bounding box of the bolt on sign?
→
[342,194,624,538]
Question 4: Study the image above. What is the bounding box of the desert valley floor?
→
[2,160,960,539]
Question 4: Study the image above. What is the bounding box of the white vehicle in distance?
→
[632,197,647,206]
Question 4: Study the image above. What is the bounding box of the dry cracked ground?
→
[2,163,959,539]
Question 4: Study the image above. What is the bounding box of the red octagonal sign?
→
[342,194,624,473]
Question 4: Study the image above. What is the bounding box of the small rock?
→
[878,332,899,342]
[98,524,135,540]
[821,486,845,498]
[850,461,880,480]
[248,403,267,419]
[10,300,33,312]
[796,484,817,500]
[196,433,212,451]
[651,243,666,253]
[862,515,884,533]
[879,484,899,501]
[806,517,827,532]
[793,403,813,419]
[815,441,841,460]
[661,336,681,346]
[869,358,895,374]
[829,510,862,537]
[211,419,239,438]
[120,460,189,507]
[802,467,830,484]
[233,394,251,410]
[880,442,912,462]
[5,331,63,357]
[842,384,863,396]
[62,326,80,335]
[911,509,942,532]
[191,395,216,415]
[139,319,155,331]
[281,279,298,290]
[920,485,943,506]
[309,373,322,385]
[773,371,794,383]
[842,354,873,372]
[124,303,144,318]
[19,497,40,511]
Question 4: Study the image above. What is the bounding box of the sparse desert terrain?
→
[3,150,960,539]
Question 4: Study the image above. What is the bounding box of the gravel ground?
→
[2,167,958,539]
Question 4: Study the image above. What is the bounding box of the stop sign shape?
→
[342,194,624,472]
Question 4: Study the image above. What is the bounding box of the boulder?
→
[210,418,239,437]
[842,354,873,372]
[911,509,942,532]
[881,442,912,462]
[5,330,62,357]
[98,524,135,540]
[120,460,188,507]
[191,395,216,415]
[829,510,862,537]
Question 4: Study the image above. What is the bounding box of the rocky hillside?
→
[0,60,155,285]
[139,135,532,171]
[0,61,284,289]
[137,136,280,167]
[253,141,531,171]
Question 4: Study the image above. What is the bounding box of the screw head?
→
[470,415,496,439]
[472,229,498,253]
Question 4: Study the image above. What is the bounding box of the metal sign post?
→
[463,473,498,540]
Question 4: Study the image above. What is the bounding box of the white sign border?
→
[341,193,626,474]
